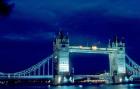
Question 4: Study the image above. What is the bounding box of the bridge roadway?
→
[74,74,108,80]
[0,74,106,80]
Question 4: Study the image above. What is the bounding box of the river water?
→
[1,84,140,89]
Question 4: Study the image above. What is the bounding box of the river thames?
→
[1,84,140,89]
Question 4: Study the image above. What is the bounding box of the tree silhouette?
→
[0,0,14,16]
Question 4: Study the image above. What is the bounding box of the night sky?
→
[0,0,140,75]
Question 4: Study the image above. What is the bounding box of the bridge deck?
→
[0,75,53,79]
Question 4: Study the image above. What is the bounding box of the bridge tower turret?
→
[109,37,126,83]
[53,31,71,85]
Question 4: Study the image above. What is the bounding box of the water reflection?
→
[1,84,140,89]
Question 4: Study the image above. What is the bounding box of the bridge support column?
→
[53,32,72,85]
[109,39,126,83]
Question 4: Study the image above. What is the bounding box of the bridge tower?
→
[108,38,126,83]
[53,31,71,85]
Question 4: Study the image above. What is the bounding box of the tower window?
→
[62,45,66,47]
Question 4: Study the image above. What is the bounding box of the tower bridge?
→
[0,32,140,85]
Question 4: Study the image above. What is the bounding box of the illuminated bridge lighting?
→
[79,45,83,49]
[92,46,97,50]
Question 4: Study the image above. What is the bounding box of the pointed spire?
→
[121,37,125,47]
[119,41,123,46]
[112,42,115,47]
[66,32,69,35]
[58,31,61,35]
[65,32,69,39]
[115,35,118,47]
[108,39,111,48]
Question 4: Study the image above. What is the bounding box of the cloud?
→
[1,0,140,42]
[1,31,55,41]
[1,0,139,34]
[11,0,140,19]
[0,0,14,16]
[2,33,31,41]
[32,31,55,40]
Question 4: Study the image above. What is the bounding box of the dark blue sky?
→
[0,0,140,74]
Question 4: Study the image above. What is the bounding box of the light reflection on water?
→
[1,84,140,89]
